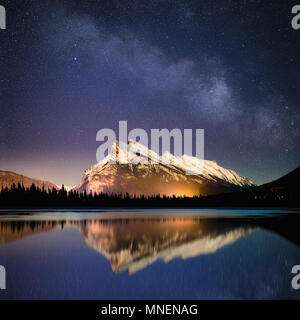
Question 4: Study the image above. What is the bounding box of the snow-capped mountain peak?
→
[75,141,255,196]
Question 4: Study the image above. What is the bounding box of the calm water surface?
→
[0,208,300,300]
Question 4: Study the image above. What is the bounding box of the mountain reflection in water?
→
[0,215,299,274]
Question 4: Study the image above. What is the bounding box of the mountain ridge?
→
[257,166,300,190]
[74,141,255,197]
[0,170,59,191]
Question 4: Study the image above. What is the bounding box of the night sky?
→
[0,0,300,186]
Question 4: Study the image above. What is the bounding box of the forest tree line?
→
[0,182,298,208]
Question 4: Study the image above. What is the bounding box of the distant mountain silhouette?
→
[203,166,300,207]
[257,167,300,190]
[0,170,59,191]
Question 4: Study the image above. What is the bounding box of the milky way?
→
[0,0,299,185]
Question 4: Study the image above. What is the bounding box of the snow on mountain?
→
[74,141,255,197]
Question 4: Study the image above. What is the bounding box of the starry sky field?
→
[0,0,300,186]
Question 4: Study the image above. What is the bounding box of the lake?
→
[0,208,300,300]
